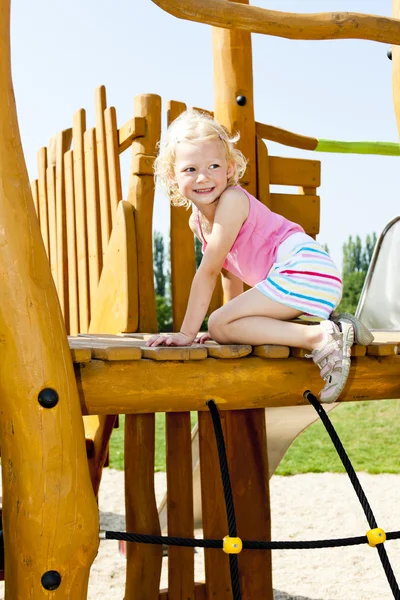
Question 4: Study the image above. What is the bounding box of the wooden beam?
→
[151,0,400,45]
[118,116,146,153]
[256,122,318,151]
[75,354,400,414]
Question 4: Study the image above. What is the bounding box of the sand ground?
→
[1,470,400,599]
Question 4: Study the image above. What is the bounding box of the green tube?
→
[315,139,400,156]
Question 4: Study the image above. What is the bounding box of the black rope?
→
[207,400,241,600]
[304,390,400,600]
[103,529,400,549]
[100,393,400,600]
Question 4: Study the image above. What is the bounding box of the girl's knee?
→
[208,310,229,343]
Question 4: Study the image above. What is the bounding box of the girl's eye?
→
[210,164,220,169]
[184,167,195,173]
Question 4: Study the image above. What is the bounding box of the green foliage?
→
[337,232,377,314]
[109,400,400,475]
[153,231,173,331]
[153,231,166,297]
[156,294,173,332]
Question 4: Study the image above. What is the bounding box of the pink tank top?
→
[196,186,304,286]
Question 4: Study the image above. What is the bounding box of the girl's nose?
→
[196,172,208,182]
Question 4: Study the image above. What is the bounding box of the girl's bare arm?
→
[221,268,243,302]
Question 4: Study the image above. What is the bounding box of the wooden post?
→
[393,0,400,136]
[211,3,273,598]
[127,94,161,333]
[0,1,99,597]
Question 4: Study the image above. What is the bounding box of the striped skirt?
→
[255,242,343,320]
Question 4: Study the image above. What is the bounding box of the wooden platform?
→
[69,332,400,415]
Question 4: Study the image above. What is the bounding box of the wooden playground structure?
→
[1,0,400,598]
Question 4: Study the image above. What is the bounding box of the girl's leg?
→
[207,287,325,350]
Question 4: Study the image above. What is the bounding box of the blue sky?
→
[10,0,399,272]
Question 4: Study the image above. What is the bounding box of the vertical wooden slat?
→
[105,106,123,222]
[37,147,49,257]
[64,149,79,335]
[56,129,73,330]
[125,413,163,598]
[127,94,161,332]
[256,136,271,208]
[198,411,232,599]
[224,409,272,599]
[46,164,58,286]
[84,127,102,319]
[299,185,318,240]
[211,4,274,598]
[31,179,40,224]
[166,412,195,599]
[95,85,112,252]
[73,108,90,332]
[168,101,197,331]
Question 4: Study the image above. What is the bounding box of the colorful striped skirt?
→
[255,242,343,320]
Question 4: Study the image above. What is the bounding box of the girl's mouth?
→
[194,187,215,194]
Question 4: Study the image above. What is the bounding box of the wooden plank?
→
[84,127,102,319]
[256,136,271,208]
[46,164,58,285]
[168,100,198,332]
[124,414,163,597]
[64,150,79,335]
[73,108,90,332]
[127,94,161,332]
[142,346,208,361]
[37,147,49,256]
[95,85,112,253]
[198,411,232,600]
[31,179,40,223]
[367,343,398,356]
[70,347,92,363]
[105,106,123,222]
[118,116,146,153]
[206,343,252,358]
[252,344,290,358]
[351,344,367,357]
[270,193,320,235]
[88,200,139,333]
[269,156,320,188]
[166,412,195,600]
[56,130,72,330]
[91,345,142,361]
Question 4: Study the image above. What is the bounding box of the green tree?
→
[153,231,172,331]
[337,233,377,314]
[153,231,166,296]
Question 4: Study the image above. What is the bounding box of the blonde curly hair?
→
[154,109,247,208]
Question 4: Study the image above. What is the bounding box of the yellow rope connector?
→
[223,536,243,554]
[367,528,386,547]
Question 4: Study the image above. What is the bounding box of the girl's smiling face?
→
[173,139,234,207]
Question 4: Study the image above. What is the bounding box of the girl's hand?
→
[194,332,213,344]
[145,332,195,347]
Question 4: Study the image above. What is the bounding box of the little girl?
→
[147,110,373,403]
